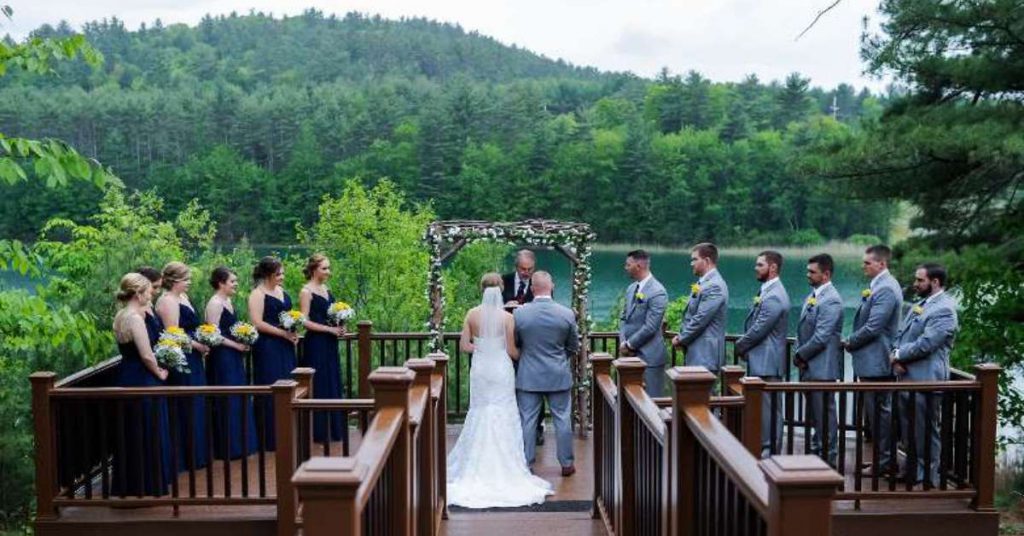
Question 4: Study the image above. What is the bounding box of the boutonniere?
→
[634,291,646,303]
[753,295,762,306]
[861,288,872,301]
[690,283,701,297]
[912,304,924,316]
[806,296,817,307]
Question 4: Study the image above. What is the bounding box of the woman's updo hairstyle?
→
[302,254,328,280]
[161,261,190,290]
[116,273,152,304]
[209,266,235,290]
[479,272,503,291]
[253,256,283,283]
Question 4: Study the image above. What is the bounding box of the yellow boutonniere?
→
[753,295,762,305]
[912,304,924,315]
[861,288,872,300]
[635,292,646,302]
[807,296,817,307]
[690,283,701,296]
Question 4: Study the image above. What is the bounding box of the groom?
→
[514,271,579,476]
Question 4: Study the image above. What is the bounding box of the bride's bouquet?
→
[194,323,224,346]
[279,310,306,332]
[154,335,190,374]
[326,301,354,326]
[230,321,259,345]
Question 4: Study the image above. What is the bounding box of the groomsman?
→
[619,250,669,396]
[672,243,729,377]
[891,263,957,486]
[793,254,844,466]
[843,244,902,475]
[734,250,790,457]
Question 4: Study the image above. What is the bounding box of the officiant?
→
[502,249,545,445]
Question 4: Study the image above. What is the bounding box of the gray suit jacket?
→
[847,271,902,378]
[677,269,729,373]
[619,276,668,367]
[795,283,844,381]
[893,292,957,382]
[735,279,790,378]
[513,297,580,392]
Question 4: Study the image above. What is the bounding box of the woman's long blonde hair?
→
[113,273,151,341]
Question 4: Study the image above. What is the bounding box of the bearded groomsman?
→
[619,250,669,396]
[843,244,902,476]
[735,250,790,457]
[891,263,957,486]
[794,254,844,466]
[671,243,729,378]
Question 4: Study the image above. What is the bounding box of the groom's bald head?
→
[531,271,554,297]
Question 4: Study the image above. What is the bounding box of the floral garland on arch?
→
[423,219,596,431]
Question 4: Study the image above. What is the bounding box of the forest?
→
[0,10,893,245]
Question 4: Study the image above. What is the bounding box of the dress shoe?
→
[561,464,576,477]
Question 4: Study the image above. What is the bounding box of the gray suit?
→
[620,276,669,396]
[677,269,729,374]
[893,291,957,485]
[513,297,579,467]
[735,279,790,456]
[847,270,902,469]
[794,283,844,464]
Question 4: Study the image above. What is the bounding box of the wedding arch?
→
[423,219,596,432]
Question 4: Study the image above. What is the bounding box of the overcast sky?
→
[3,0,887,90]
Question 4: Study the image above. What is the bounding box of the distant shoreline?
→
[590,241,865,257]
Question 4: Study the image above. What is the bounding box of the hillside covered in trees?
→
[0,10,892,244]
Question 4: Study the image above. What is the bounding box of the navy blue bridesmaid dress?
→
[166,302,209,469]
[144,309,164,346]
[300,291,349,445]
[112,336,172,497]
[252,291,297,451]
[207,305,258,459]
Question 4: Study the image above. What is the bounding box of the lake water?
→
[533,247,868,333]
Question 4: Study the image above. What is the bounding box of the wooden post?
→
[405,357,436,536]
[30,372,57,521]
[668,366,716,536]
[589,353,614,521]
[293,457,365,536]
[613,357,646,536]
[740,376,765,458]
[720,365,744,396]
[357,320,373,398]
[973,363,1001,511]
[427,352,449,523]
[370,366,416,536]
[273,379,298,536]
[761,455,842,536]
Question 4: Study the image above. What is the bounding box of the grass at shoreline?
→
[590,240,865,257]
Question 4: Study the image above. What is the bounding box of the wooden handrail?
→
[761,380,981,391]
[50,385,275,397]
[53,356,121,388]
[623,383,667,444]
[353,407,406,508]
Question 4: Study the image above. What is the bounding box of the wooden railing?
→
[293,353,448,536]
[592,352,845,536]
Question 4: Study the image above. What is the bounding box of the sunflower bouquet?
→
[327,301,355,326]
[154,335,190,374]
[230,321,259,345]
[195,323,224,346]
[164,325,192,346]
[279,310,306,332]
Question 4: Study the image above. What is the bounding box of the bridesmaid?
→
[111,273,171,497]
[248,256,298,451]
[299,254,349,449]
[136,266,164,346]
[156,261,210,470]
[205,267,258,459]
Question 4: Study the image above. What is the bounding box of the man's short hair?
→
[919,262,948,287]
[759,250,784,272]
[865,244,892,264]
[627,249,650,263]
[808,253,834,275]
[515,249,536,266]
[692,242,718,264]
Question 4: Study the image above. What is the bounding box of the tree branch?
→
[795,0,843,41]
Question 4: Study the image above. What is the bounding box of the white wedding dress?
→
[446,287,554,508]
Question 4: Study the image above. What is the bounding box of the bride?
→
[446,273,554,508]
